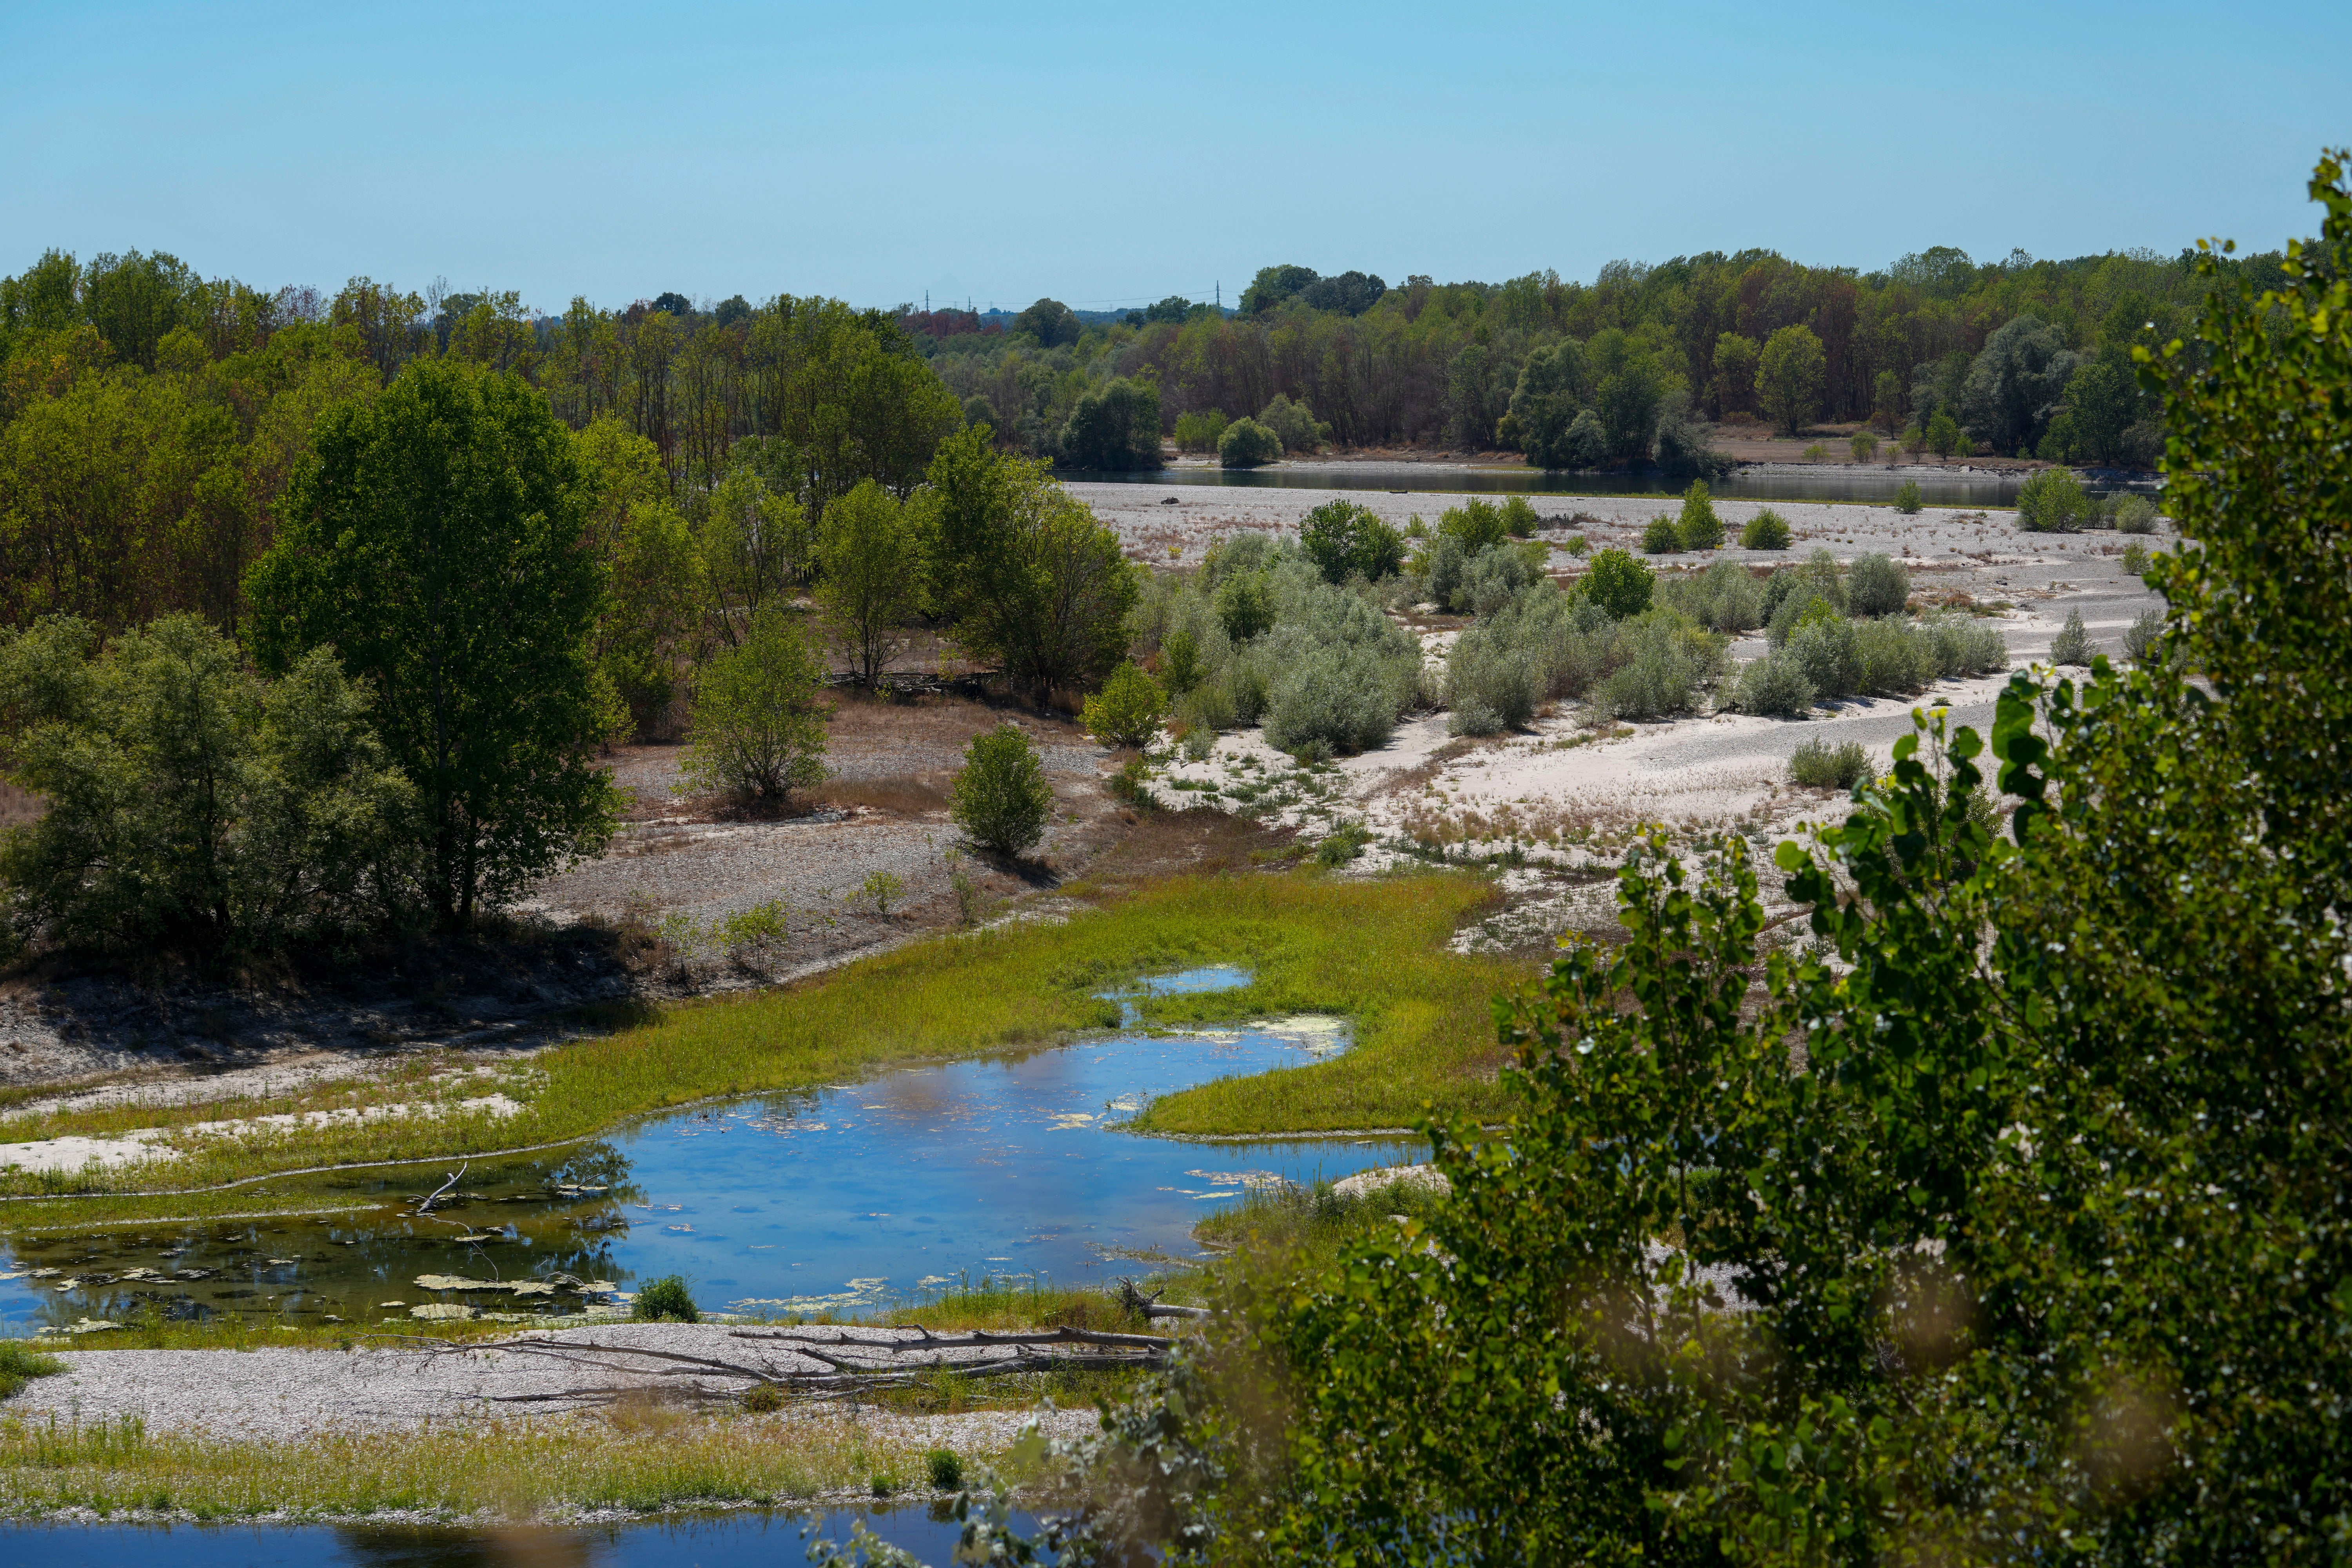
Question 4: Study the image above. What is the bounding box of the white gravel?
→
[6,1323,1109,1444]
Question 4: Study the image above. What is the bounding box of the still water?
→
[0,1506,1036,1566]
[1,969,1412,1328]
[1072,463,2153,506]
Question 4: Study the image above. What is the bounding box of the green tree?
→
[678,606,830,803]
[1508,338,1589,466]
[916,429,1137,702]
[1011,298,1081,347]
[817,479,924,686]
[574,417,703,733]
[1582,547,1652,618]
[701,456,814,650]
[1218,417,1282,468]
[1711,332,1759,416]
[1058,378,1163,470]
[0,615,409,954]
[1958,313,2081,455]
[1256,394,1325,454]
[1755,323,1826,436]
[951,722,1052,855]
[246,359,620,929]
[1926,408,1965,459]
[2016,466,2092,532]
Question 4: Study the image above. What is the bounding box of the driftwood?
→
[1118,1276,1211,1322]
[414,1162,468,1216]
[433,1323,1178,1410]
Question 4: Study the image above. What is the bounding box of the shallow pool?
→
[2,969,1414,1328]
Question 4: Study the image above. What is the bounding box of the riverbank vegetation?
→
[0,870,1514,1219]
[965,152,2352,1566]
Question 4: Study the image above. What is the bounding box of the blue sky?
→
[4,1,2342,312]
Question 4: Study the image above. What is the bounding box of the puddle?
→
[0,1506,1040,1565]
[1,970,1412,1328]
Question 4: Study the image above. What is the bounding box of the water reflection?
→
[3,970,1410,1330]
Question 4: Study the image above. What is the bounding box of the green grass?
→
[0,1408,1006,1520]
[0,871,1521,1226]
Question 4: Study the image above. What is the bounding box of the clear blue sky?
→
[4,1,2342,312]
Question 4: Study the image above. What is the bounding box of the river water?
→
[0,1506,1036,1565]
[0,969,1412,1329]
[1071,463,2154,506]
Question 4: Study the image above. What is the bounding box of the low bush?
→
[1316,822,1374,866]
[1446,632,1538,735]
[1762,548,1847,633]
[632,1275,699,1323]
[1501,495,1541,538]
[951,723,1052,856]
[1258,393,1327,454]
[1157,630,1202,695]
[2121,540,2151,577]
[1788,737,1869,789]
[1661,559,1764,633]
[740,1383,784,1413]
[926,1450,964,1492]
[1853,614,1936,692]
[2049,608,2094,666]
[1850,431,1879,461]
[1593,612,1726,721]
[1217,417,1282,468]
[2122,607,2166,664]
[1731,652,1815,715]
[2112,494,2159,533]
[1845,552,1911,617]
[1739,508,1793,550]
[1916,612,2010,678]
[1437,499,1512,552]
[1640,516,1682,554]
[1081,662,1166,749]
[2017,467,2094,532]
[1784,614,1863,699]
[1893,479,1924,514]
[1214,570,1275,642]
[1676,482,1723,550]
[1300,500,1408,584]
[0,1340,64,1398]
[1458,546,1537,616]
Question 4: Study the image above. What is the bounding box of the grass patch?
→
[2,873,1518,1223]
[0,1409,1019,1521]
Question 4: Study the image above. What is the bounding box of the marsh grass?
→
[0,1408,983,1520]
[3,874,1515,1222]
[1194,1174,1455,1276]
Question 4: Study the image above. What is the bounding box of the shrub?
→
[2121,541,2150,577]
[1640,515,1681,553]
[1562,534,1590,556]
[1845,552,1911,617]
[1850,431,1879,461]
[1661,559,1764,633]
[1731,652,1815,716]
[1172,409,1227,453]
[1788,737,1869,788]
[1853,615,1935,693]
[1082,662,1166,749]
[2016,467,2093,532]
[1438,499,1512,552]
[1218,417,1282,468]
[861,869,905,915]
[1214,571,1275,642]
[1784,614,1862,699]
[1058,378,1164,470]
[1501,495,1541,538]
[1675,482,1723,550]
[1446,632,1538,735]
[817,479,923,686]
[1916,612,2010,677]
[632,1275,699,1323]
[1158,629,1202,695]
[1457,546,1536,617]
[1583,549,1653,619]
[1802,443,1829,461]
[682,607,832,803]
[1593,612,1724,720]
[2049,608,2094,666]
[1893,479,1924,514]
[1300,499,1406,583]
[1740,508,1793,549]
[926,1450,964,1492]
[2113,494,2158,533]
[951,723,1052,856]
[1316,821,1374,866]
[2122,607,2165,663]
[742,1384,785,1414]
[0,1340,64,1399]
[1265,643,1406,756]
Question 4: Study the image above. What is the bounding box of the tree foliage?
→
[1755,323,1826,435]
[678,606,829,803]
[951,722,1051,856]
[817,479,924,686]
[247,358,619,928]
